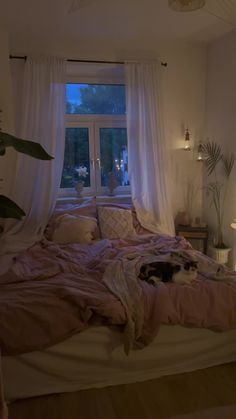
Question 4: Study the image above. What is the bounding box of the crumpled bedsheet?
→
[1,233,236,356]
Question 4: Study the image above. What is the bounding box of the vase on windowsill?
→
[75,181,84,198]
[107,172,119,196]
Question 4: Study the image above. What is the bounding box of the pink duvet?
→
[1,234,236,356]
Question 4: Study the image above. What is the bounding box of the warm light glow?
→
[196,142,204,161]
[184,128,191,151]
[184,144,191,151]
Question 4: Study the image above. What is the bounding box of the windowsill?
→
[57,194,132,204]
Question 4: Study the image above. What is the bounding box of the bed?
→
[1,199,236,402]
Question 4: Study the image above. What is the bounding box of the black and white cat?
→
[139,260,198,285]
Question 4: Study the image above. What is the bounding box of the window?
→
[60,73,129,197]
[66,83,126,115]
[61,127,91,188]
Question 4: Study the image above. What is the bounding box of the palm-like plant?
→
[202,141,235,248]
[0,131,53,232]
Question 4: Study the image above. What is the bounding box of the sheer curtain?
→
[125,61,174,236]
[1,56,66,256]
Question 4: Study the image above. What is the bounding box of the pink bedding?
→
[1,234,236,356]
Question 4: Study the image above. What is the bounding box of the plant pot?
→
[209,247,231,264]
[75,181,84,198]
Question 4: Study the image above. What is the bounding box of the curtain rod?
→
[9,55,168,67]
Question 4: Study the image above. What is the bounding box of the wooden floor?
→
[9,362,236,419]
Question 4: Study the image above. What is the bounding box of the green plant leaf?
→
[202,141,222,176]
[0,131,53,160]
[222,153,235,178]
[0,195,26,219]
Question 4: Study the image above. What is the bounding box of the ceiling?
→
[2,0,236,54]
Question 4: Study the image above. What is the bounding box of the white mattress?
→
[3,324,236,401]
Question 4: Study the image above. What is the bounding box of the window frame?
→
[59,121,94,198]
[59,73,130,198]
[94,119,129,196]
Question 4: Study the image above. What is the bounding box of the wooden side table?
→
[175,224,208,254]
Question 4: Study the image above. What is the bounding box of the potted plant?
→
[74,165,88,197]
[0,131,53,232]
[202,141,235,263]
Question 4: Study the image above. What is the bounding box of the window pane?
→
[100,128,129,188]
[60,128,90,188]
[66,84,126,115]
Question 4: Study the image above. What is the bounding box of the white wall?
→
[0,27,15,196]
[205,29,236,268]
[12,40,207,221]
[160,43,206,222]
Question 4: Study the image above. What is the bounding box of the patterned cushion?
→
[98,206,136,239]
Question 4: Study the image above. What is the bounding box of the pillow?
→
[97,206,136,239]
[45,198,97,240]
[52,214,97,244]
[96,202,152,235]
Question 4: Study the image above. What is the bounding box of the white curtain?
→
[1,56,66,257]
[125,61,174,236]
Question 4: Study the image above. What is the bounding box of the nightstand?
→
[175,224,208,254]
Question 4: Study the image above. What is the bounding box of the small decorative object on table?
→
[75,166,88,198]
[191,217,207,228]
[175,211,191,226]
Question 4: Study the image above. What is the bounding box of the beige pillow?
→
[98,206,136,239]
[44,198,97,240]
[52,214,97,244]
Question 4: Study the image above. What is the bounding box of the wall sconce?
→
[184,128,191,151]
[196,142,204,161]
